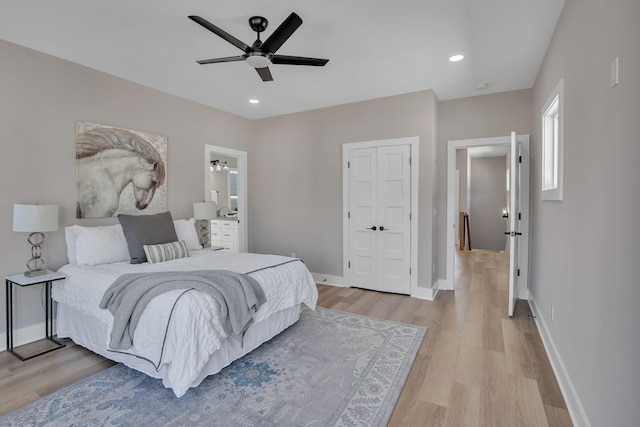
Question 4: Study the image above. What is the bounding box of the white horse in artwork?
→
[76,128,166,218]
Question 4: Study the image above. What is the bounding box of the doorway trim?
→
[444,135,530,298]
[342,136,420,296]
[205,145,248,252]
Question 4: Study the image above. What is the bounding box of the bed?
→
[52,216,318,398]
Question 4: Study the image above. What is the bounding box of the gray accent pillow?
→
[143,240,190,264]
[118,211,178,264]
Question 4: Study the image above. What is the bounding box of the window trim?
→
[541,78,564,201]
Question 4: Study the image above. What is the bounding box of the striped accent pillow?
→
[143,240,190,264]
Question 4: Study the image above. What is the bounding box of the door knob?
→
[379,226,385,231]
[367,226,377,231]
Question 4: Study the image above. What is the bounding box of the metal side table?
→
[5,270,66,360]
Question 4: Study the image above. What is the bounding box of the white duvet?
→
[54,249,317,397]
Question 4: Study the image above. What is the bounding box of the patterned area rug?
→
[2,307,426,426]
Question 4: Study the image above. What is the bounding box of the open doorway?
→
[445,135,530,307]
[458,146,509,252]
[204,145,248,252]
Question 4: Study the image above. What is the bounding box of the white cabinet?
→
[211,219,238,252]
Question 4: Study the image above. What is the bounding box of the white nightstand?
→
[5,270,66,360]
[211,219,239,252]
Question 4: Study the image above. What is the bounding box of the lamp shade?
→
[193,202,217,220]
[13,204,59,232]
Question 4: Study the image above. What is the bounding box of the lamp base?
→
[197,219,211,248]
[25,269,47,277]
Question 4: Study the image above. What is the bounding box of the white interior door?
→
[348,145,411,294]
[508,131,520,316]
[349,148,378,289]
[377,145,411,293]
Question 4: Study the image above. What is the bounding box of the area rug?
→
[1,307,426,426]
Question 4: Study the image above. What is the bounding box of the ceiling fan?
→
[188,13,329,82]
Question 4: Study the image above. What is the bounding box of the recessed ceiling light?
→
[449,54,464,62]
[249,99,260,104]
[475,83,488,90]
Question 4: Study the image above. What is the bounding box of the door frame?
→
[342,136,419,296]
[204,144,248,252]
[444,135,530,299]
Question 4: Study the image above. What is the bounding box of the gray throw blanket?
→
[99,270,267,351]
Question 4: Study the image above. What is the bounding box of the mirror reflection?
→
[209,154,238,217]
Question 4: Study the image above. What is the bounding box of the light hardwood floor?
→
[0,249,572,426]
[320,249,572,426]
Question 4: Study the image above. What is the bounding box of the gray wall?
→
[0,39,252,338]
[249,91,438,287]
[436,89,533,279]
[469,156,507,251]
[530,0,640,425]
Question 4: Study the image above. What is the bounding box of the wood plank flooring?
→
[0,249,572,426]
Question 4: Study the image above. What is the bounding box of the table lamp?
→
[13,204,59,276]
[193,201,217,247]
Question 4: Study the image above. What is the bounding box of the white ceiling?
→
[0,0,565,120]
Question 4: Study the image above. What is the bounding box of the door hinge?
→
[347,161,350,168]
[409,267,411,275]
[518,155,522,163]
[518,212,521,220]
[348,211,351,219]
[348,261,351,268]
[409,157,412,165]
[517,268,520,277]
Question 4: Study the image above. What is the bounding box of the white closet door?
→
[348,145,411,294]
[349,148,378,289]
[377,145,411,294]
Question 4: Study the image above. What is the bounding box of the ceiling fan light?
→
[246,54,271,68]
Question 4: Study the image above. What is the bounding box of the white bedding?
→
[53,249,317,397]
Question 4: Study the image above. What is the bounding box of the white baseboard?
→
[312,273,439,301]
[311,273,346,287]
[438,278,453,291]
[411,282,439,301]
[0,320,52,353]
[529,297,591,427]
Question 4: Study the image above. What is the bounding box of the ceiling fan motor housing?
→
[249,16,268,33]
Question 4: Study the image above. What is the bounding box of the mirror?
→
[209,154,238,217]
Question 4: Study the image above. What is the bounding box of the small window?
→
[541,79,564,201]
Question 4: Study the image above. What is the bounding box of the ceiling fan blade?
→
[271,55,329,66]
[196,56,246,65]
[261,12,303,54]
[256,67,273,82]
[189,15,249,52]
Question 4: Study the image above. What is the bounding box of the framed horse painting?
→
[75,122,168,218]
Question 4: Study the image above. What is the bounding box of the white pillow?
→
[72,224,131,266]
[64,225,81,264]
[173,218,201,250]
